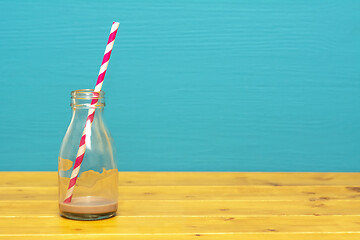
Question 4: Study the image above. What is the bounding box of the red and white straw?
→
[64,22,120,203]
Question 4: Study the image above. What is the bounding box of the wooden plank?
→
[0,172,360,187]
[1,233,360,240]
[1,185,360,201]
[0,172,56,187]
[116,172,360,186]
[0,216,359,234]
[1,200,360,217]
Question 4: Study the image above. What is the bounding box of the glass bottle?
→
[58,89,118,220]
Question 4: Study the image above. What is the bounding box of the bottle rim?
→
[71,89,105,100]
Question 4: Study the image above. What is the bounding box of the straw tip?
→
[113,21,120,25]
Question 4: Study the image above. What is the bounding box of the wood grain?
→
[1,185,360,201]
[0,172,359,239]
[1,216,360,236]
[1,234,360,240]
[1,172,360,187]
[1,200,360,216]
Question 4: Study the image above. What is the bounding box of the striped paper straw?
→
[64,22,120,203]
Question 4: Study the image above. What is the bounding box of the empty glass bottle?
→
[58,89,118,220]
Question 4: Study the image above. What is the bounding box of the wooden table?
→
[0,172,359,239]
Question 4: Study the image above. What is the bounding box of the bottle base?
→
[59,196,118,221]
[60,211,116,221]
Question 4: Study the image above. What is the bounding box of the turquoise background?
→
[0,1,359,171]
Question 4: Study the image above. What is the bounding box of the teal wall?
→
[1,1,359,171]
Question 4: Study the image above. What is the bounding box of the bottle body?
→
[58,89,118,220]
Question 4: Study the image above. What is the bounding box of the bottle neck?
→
[70,89,106,126]
[71,108,104,128]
